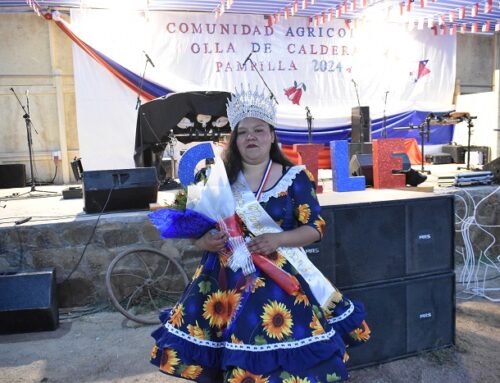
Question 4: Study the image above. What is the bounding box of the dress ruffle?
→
[151,313,347,376]
[328,297,369,348]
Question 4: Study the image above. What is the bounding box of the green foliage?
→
[254,335,267,345]
[198,280,211,294]
[164,188,188,211]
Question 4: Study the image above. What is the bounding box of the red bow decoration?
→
[284,81,306,105]
[219,214,300,295]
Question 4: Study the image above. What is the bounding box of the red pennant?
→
[485,0,493,14]
[459,6,465,19]
[471,3,479,17]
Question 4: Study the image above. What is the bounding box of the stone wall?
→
[1,188,499,308]
[0,213,203,307]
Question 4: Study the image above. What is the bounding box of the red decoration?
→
[459,6,465,19]
[293,144,324,193]
[284,82,306,105]
[220,214,300,296]
[485,0,493,14]
[372,139,406,189]
[472,3,479,17]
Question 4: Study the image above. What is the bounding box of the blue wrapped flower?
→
[148,208,216,239]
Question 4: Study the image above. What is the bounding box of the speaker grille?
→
[309,195,454,288]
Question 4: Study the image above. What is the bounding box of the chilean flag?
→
[416,60,431,82]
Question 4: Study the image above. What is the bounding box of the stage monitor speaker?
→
[349,153,411,186]
[305,195,454,288]
[351,106,371,143]
[0,268,59,334]
[344,272,455,368]
[483,156,500,183]
[0,164,26,189]
[82,167,159,214]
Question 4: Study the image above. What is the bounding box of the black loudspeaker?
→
[349,153,411,186]
[483,157,500,183]
[307,195,454,288]
[0,164,26,188]
[348,143,373,160]
[441,145,466,163]
[344,272,455,368]
[82,167,159,214]
[0,269,59,333]
[351,106,371,143]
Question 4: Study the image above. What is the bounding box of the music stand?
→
[9,88,57,196]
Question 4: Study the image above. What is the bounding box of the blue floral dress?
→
[150,166,370,382]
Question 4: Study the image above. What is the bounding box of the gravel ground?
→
[1,296,499,383]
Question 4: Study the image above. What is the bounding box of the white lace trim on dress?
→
[327,299,355,324]
[164,322,336,352]
[259,165,305,203]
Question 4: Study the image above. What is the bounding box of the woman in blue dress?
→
[150,87,370,382]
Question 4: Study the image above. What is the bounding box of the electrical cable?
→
[440,185,500,301]
[60,185,115,284]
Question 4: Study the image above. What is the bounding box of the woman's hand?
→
[247,233,282,256]
[194,230,228,252]
[247,226,321,256]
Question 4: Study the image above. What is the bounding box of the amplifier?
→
[425,153,452,165]
[0,268,59,333]
[82,167,159,214]
[344,272,455,368]
[306,195,454,288]
[441,145,465,164]
[0,164,26,188]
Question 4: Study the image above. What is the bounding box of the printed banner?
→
[70,9,456,169]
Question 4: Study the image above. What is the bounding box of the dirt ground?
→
[1,295,499,383]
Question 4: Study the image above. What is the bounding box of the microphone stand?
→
[140,112,179,190]
[10,88,56,195]
[382,91,389,139]
[246,56,279,105]
[416,114,432,174]
[136,53,151,110]
[306,107,313,143]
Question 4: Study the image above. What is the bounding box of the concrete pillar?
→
[48,22,70,183]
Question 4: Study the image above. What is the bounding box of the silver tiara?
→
[226,85,277,130]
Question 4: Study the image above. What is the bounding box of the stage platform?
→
[0,164,498,307]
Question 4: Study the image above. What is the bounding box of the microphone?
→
[143,51,155,67]
[9,87,14,92]
[243,52,253,65]
[351,78,357,87]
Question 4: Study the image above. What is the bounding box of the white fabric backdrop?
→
[71,9,456,170]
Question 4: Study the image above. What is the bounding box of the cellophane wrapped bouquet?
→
[149,157,299,294]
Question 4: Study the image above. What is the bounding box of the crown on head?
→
[226,85,277,130]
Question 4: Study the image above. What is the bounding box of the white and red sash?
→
[232,170,340,310]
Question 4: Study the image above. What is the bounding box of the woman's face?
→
[235,117,275,165]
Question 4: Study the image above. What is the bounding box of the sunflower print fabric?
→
[150,167,369,382]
